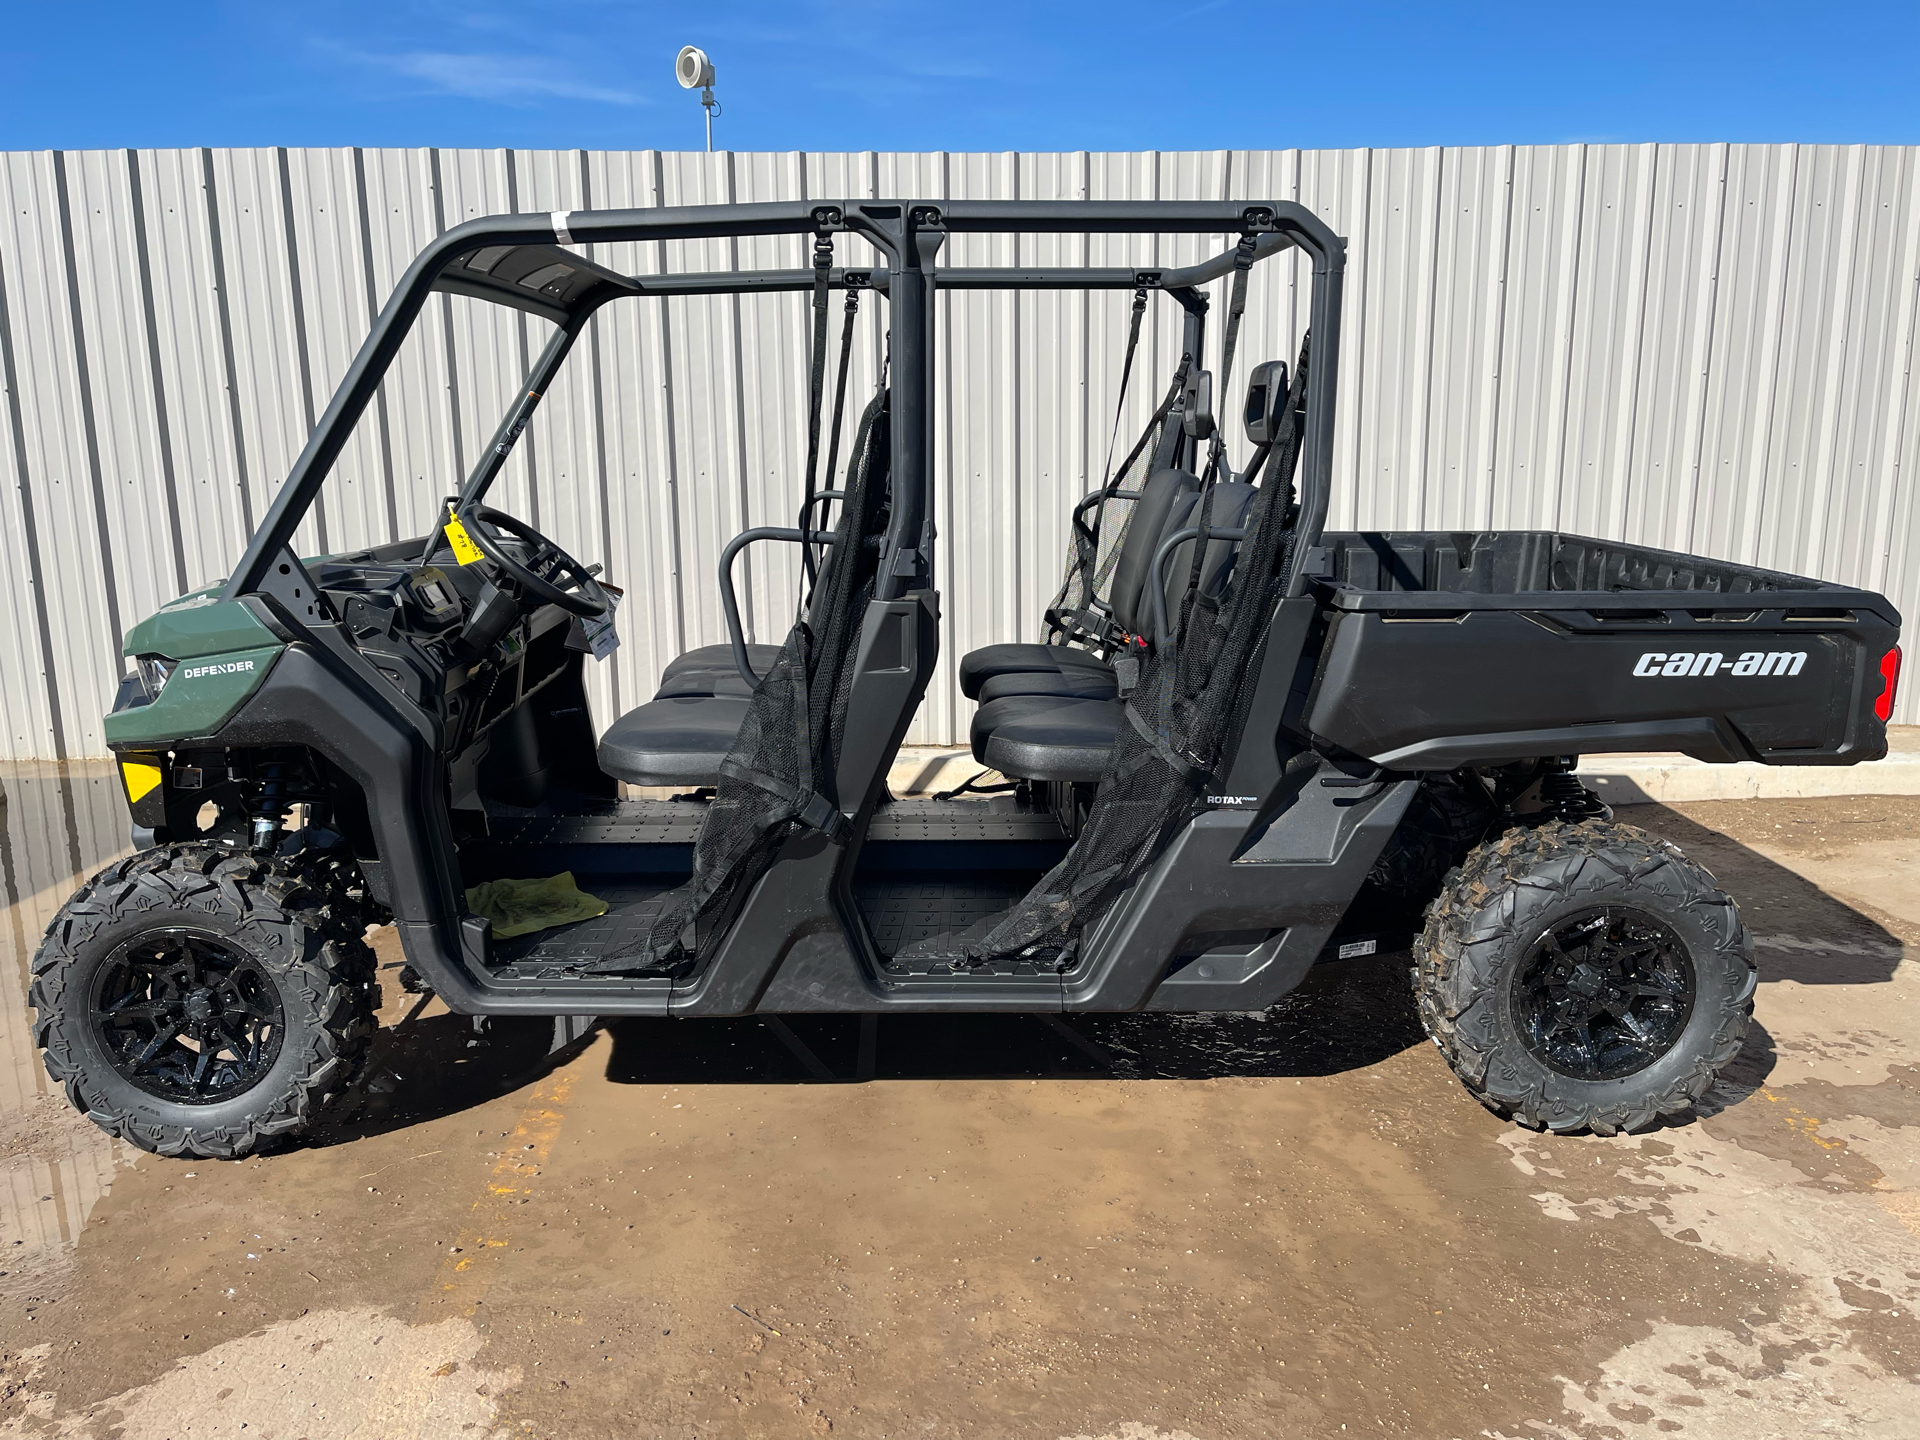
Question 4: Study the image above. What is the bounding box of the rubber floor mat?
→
[489,884,678,978]
[854,876,1036,958]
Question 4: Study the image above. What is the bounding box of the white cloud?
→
[332,45,643,105]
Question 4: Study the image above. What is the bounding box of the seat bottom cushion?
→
[971,695,1123,784]
[597,696,751,787]
[958,642,1113,699]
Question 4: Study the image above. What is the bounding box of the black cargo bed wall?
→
[1315,531,1855,599]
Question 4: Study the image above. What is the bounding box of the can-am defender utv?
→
[31,198,1903,1160]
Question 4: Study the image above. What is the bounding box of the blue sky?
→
[2,1,1915,152]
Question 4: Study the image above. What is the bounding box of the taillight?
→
[1875,646,1901,723]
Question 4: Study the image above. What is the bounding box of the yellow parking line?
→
[416,1070,576,1322]
[1757,1087,1843,1150]
[1759,1086,1918,1236]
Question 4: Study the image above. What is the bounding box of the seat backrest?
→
[1108,467,1198,637]
[1157,479,1258,628]
[797,390,892,635]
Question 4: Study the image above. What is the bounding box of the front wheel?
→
[29,844,379,1159]
[1413,820,1756,1135]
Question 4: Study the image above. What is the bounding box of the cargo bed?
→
[1301,531,1900,770]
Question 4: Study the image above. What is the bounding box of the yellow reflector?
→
[444,506,484,566]
[121,760,163,804]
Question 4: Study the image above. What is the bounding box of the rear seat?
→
[956,465,1197,703]
[968,477,1258,783]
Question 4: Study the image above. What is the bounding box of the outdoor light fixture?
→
[675,46,719,152]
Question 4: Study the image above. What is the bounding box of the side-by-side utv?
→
[31,198,1903,1159]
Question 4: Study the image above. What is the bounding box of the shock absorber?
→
[1537,757,1609,823]
[250,760,293,852]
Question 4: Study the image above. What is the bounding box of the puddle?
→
[0,761,136,1294]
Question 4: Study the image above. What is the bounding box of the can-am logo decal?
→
[178,659,256,681]
[1633,651,1806,678]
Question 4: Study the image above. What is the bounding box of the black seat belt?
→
[823,289,861,503]
[1098,288,1149,492]
[1168,235,1265,652]
[1202,234,1258,487]
[800,282,861,607]
[798,230,834,588]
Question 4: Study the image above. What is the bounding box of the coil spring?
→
[1538,760,1608,823]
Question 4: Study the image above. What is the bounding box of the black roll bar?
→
[224,199,1342,604]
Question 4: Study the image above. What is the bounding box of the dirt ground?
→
[1,768,1915,1439]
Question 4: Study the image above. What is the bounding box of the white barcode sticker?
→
[1337,939,1377,960]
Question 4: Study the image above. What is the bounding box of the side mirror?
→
[1181,369,1215,440]
[1243,359,1289,444]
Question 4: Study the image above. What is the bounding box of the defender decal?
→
[178,658,257,681]
[1632,651,1806,678]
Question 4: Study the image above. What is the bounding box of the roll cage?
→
[223,200,1346,614]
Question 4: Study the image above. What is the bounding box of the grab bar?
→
[719,527,838,686]
[1148,525,1247,649]
[1071,487,1145,527]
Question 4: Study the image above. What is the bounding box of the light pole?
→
[675,46,719,152]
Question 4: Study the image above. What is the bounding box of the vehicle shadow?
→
[300,951,1433,1147]
[599,952,1429,1087]
[1621,802,1908,985]
[303,1007,587,1146]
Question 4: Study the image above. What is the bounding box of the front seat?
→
[597,391,892,788]
[597,695,754,787]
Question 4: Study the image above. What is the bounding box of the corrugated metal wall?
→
[0,145,1914,758]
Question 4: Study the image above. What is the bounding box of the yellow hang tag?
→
[444,506,484,565]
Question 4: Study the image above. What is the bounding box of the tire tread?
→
[1411,820,1754,1135]
[29,842,379,1160]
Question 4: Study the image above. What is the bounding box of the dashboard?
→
[310,535,587,778]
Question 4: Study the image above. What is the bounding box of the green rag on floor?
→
[464,872,609,939]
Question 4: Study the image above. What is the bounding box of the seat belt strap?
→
[1099,288,1149,492]
[1205,235,1259,484]
[1062,288,1151,621]
[800,232,834,587]
[1148,355,1193,474]
[821,289,861,523]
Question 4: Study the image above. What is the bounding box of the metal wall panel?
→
[0,145,1912,760]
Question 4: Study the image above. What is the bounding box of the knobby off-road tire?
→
[29,843,380,1159]
[1413,820,1755,1135]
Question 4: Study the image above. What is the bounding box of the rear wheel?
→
[1365,774,1496,903]
[1413,820,1755,1134]
[30,844,379,1159]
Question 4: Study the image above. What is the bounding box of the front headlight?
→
[136,654,175,699]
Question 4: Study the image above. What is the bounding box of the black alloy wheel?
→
[90,927,286,1104]
[1511,906,1696,1081]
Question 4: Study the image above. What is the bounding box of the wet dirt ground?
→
[1,763,1915,1439]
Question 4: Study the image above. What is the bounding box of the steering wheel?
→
[457,504,611,619]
